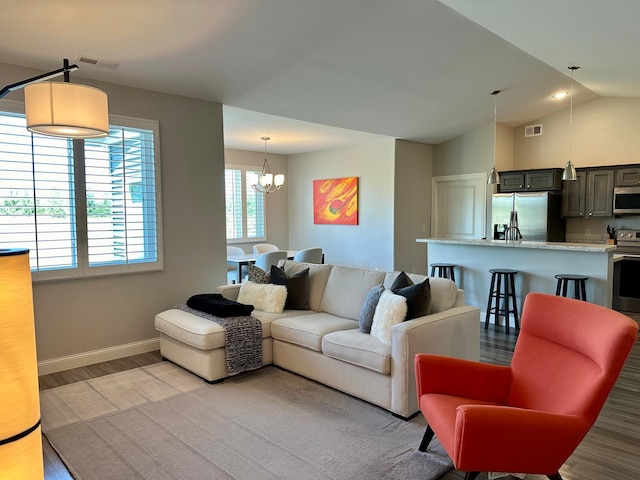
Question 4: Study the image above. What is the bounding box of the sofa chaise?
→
[155,260,480,418]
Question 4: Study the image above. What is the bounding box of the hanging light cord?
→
[568,66,579,164]
[492,90,499,165]
[261,136,272,179]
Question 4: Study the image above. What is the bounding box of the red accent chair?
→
[415,292,638,480]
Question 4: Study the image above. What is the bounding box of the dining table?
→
[226,250,297,283]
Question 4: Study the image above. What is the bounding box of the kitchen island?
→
[417,239,616,317]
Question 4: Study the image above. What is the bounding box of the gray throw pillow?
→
[248,264,270,284]
[359,284,385,333]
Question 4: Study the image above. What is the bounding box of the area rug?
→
[40,362,453,479]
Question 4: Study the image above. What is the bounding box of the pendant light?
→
[0,58,109,139]
[252,136,285,194]
[562,66,580,181]
[487,90,501,185]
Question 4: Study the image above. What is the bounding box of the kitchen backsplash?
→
[565,216,640,243]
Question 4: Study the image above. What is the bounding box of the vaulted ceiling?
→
[1,1,637,154]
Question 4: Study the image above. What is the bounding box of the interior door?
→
[432,174,486,239]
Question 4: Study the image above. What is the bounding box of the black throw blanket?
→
[186,293,254,318]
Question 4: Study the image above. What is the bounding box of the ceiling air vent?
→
[524,124,542,137]
[76,55,120,70]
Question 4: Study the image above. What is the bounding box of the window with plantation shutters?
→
[0,103,162,280]
[225,165,265,242]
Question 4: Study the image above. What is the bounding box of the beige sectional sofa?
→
[155,260,480,418]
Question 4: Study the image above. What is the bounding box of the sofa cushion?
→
[281,261,333,312]
[250,309,316,336]
[322,329,391,375]
[424,277,458,313]
[271,313,358,351]
[270,265,310,310]
[237,281,287,314]
[359,284,384,333]
[320,265,386,320]
[370,290,407,346]
[155,308,272,351]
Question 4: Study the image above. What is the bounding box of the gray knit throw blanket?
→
[176,305,263,376]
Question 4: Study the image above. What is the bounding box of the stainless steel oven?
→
[613,229,640,312]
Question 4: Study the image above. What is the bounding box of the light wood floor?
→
[39,315,640,480]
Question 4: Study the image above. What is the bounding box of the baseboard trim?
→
[37,337,161,375]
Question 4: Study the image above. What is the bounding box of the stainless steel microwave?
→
[613,186,640,215]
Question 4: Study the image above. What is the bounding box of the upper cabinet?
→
[562,168,614,217]
[616,167,640,186]
[499,169,562,192]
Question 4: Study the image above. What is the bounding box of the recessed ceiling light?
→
[552,91,569,99]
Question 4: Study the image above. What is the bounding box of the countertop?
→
[416,238,617,253]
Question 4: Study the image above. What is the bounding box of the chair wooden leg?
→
[547,473,563,480]
[465,472,480,480]
[418,425,434,452]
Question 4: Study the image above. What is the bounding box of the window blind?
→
[0,108,163,280]
[225,166,265,242]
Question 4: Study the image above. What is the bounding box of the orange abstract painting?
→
[313,177,358,225]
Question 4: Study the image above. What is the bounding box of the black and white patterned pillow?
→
[248,264,270,284]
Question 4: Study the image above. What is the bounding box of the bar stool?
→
[485,269,519,334]
[430,263,456,283]
[554,274,588,301]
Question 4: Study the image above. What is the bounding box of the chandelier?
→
[252,136,285,194]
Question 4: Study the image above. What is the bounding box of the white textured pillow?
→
[370,290,407,346]
[237,281,287,313]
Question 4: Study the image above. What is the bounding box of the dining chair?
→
[227,246,245,283]
[253,243,279,255]
[255,250,288,273]
[293,247,323,264]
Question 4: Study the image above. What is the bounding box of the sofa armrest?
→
[217,283,241,301]
[389,305,480,418]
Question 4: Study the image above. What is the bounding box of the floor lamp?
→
[0,249,42,479]
[0,60,109,479]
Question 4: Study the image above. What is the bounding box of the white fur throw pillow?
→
[370,290,407,346]
[237,281,287,313]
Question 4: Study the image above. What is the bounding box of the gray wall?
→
[0,63,227,363]
[224,148,289,253]
[288,139,396,270]
[393,140,433,274]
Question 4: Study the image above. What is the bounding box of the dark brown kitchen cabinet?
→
[562,168,614,217]
[499,169,562,192]
[562,171,586,217]
[616,167,640,186]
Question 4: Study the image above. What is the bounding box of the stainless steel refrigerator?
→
[491,192,565,242]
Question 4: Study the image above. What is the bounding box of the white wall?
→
[0,63,227,367]
[288,139,396,270]
[224,148,289,253]
[514,97,640,170]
